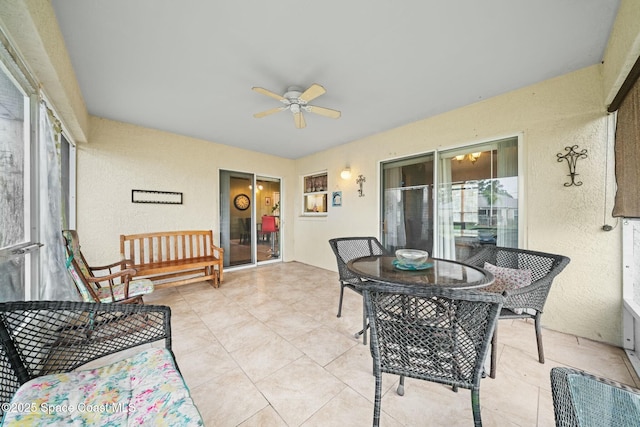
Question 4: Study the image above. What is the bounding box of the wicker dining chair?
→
[550,367,640,427]
[463,246,570,378]
[328,237,389,344]
[362,282,504,427]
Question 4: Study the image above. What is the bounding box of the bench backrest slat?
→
[140,238,146,264]
[120,230,214,265]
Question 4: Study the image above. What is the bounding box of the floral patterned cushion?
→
[2,348,203,426]
[94,279,154,303]
[483,262,532,293]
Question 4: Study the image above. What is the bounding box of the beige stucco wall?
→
[295,64,622,345]
[78,116,295,264]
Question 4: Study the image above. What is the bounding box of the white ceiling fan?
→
[252,83,341,129]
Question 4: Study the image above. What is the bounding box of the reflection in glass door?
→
[380,154,435,254]
[438,137,519,260]
[256,176,281,263]
[220,170,255,267]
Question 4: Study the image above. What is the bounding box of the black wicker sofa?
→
[0,301,203,425]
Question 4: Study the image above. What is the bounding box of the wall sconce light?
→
[455,152,482,164]
[356,174,366,197]
[340,167,352,180]
[557,145,588,186]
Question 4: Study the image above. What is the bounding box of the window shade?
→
[613,75,640,218]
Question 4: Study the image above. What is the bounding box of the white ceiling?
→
[51,0,620,159]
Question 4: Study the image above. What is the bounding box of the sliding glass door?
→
[380,136,520,261]
[219,170,281,269]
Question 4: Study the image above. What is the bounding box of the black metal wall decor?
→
[356,174,366,197]
[132,190,183,204]
[556,145,588,187]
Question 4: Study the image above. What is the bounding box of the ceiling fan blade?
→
[252,86,286,102]
[298,84,326,103]
[294,111,306,129]
[253,106,286,118]
[306,105,341,119]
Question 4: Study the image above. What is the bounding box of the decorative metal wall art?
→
[132,190,183,204]
[356,174,366,197]
[556,145,588,187]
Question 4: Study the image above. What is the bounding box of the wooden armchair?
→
[62,230,154,304]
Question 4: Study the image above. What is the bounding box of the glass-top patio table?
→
[347,255,494,290]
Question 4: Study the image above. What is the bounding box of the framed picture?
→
[265,196,271,206]
[332,191,342,207]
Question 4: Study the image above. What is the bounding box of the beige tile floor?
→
[141,261,640,427]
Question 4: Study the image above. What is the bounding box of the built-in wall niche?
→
[302,171,328,215]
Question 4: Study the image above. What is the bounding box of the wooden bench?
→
[120,230,223,289]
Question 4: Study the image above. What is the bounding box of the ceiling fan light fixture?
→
[454,152,482,164]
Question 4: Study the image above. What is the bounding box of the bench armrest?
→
[211,244,224,282]
[0,301,172,414]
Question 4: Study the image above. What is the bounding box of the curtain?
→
[438,158,456,260]
[383,167,406,249]
[36,102,77,300]
[613,77,640,217]
[496,138,519,247]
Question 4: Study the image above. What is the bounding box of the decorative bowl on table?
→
[395,249,429,267]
